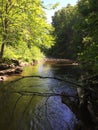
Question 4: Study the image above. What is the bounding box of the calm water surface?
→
[0,62,81,130]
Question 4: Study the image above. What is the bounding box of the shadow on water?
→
[0,61,82,130]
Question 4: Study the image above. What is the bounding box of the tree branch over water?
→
[6,75,82,88]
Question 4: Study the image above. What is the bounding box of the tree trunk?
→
[0,1,9,62]
[0,43,5,62]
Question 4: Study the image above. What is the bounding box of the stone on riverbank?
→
[0,76,7,81]
[0,67,23,76]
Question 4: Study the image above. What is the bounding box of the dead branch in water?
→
[7,90,78,99]
[6,75,82,87]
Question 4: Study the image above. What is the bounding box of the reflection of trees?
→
[10,95,23,122]
[0,88,77,130]
[17,96,33,130]
[6,75,82,88]
[0,75,98,130]
[51,65,82,80]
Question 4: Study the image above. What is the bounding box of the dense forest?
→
[0,0,98,74]
[48,0,98,75]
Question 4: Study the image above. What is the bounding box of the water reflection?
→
[0,62,81,130]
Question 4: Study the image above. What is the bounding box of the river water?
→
[0,61,82,130]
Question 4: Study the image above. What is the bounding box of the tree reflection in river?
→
[0,62,81,130]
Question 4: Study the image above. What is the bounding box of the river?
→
[0,61,82,130]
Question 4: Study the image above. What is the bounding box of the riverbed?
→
[0,61,82,130]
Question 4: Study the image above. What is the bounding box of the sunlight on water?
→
[0,62,81,130]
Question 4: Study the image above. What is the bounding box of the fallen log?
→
[5,75,82,88]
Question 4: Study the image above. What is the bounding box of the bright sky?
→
[42,0,78,23]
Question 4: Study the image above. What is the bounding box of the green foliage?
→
[49,4,80,59]
[4,46,18,59]
[0,0,55,61]
[78,43,98,73]
[48,0,98,75]
[42,1,59,10]
[4,44,44,62]
[30,46,44,60]
[77,0,98,74]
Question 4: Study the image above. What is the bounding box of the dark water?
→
[0,62,81,130]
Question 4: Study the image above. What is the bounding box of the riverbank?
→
[0,59,97,130]
[0,59,28,81]
[44,58,79,65]
[0,58,79,81]
[0,61,81,130]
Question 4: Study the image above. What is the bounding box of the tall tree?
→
[49,4,80,59]
[0,0,54,61]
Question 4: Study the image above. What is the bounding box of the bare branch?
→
[6,75,82,88]
[7,90,78,99]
